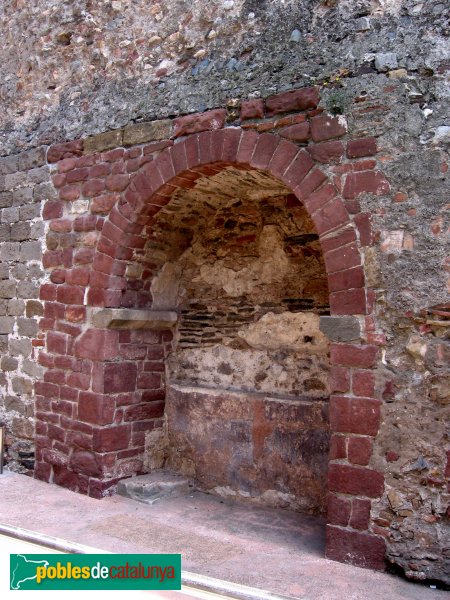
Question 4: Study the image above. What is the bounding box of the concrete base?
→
[117,471,192,505]
[0,472,445,599]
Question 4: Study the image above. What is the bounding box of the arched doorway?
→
[36,128,385,569]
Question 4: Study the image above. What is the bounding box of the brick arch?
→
[91,129,367,316]
[37,127,386,572]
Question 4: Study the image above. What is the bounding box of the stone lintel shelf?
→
[91,308,178,330]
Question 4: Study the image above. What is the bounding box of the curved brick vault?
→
[37,128,388,570]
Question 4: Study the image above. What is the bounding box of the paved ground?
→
[0,471,445,600]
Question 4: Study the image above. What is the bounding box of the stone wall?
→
[0,0,448,586]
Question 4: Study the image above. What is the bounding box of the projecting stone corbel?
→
[90,308,178,330]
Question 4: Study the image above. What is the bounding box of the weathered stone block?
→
[84,130,123,153]
[319,316,361,342]
[117,471,191,505]
[0,316,14,333]
[1,356,18,371]
[0,280,16,298]
[123,120,172,146]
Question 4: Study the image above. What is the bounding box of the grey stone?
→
[0,192,13,208]
[17,281,39,299]
[375,52,398,72]
[11,263,27,280]
[84,129,123,153]
[0,224,10,242]
[1,356,18,371]
[27,166,49,185]
[355,17,370,32]
[33,181,58,201]
[431,126,450,146]
[20,241,42,262]
[17,147,47,171]
[19,204,41,221]
[4,172,24,190]
[91,308,178,329]
[0,280,16,299]
[10,222,31,241]
[0,155,19,175]
[289,29,301,42]
[0,316,14,333]
[9,338,32,357]
[4,395,27,414]
[117,471,192,505]
[0,335,8,353]
[26,300,44,317]
[8,299,25,316]
[0,242,20,261]
[22,358,43,378]
[0,300,6,315]
[0,265,8,279]
[13,187,33,206]
[12,377,33,396]
[28,264,43,279]
[2,207,19,223]
[17,318,38,337]
[319,316,361,342]
[30,221,45,239]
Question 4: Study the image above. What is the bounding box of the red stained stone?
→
[78,392,116,425]
[43,200,64,220]
[74,329,119,360]
[324,242,361,274]
[330,343,378,368]
[352,370,375,397]
[310,115,347,143]
[330,288,367,315]
[173,109,227,138]
[326,525,386,570]
[343,171,390,199]
[47,140,84,163]
[266,87,320,116]
[328,464,384,498]
[250,133,280,170]
[330,365,350,393]
[347,137,377,159]
[106,174,129,192]
[308,141,345,163]
[330,395,381,436]
[348,436,373,466]
[329,434,347,459]
[103,362,137,393]
[59,185,80,201]
[279,122,310,142]
[328,266,365,293]
[282,150,314,188]
[93,425,131,452]
[240,99,264,120]
[328,494,351,526]
[81,179,106,198]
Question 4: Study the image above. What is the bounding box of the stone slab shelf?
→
[91,308,178,330]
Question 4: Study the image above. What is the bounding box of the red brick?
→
[53,465,89,494]
[303,183,337,214]
[74,215,98,232]
[69,450,103,477]
[328,494,351,526]
[328,267,365,293]
[43,200,64,220]
[173,109,226,138]
[106,174,129,192]
[282,150,314,188]
[74,329,119,360]
[221,128,242,163]
[82,179,106,198]
[347,137,377,159]
[236,130,258,165]
[47,140,84,163]
[329,434,347,459]
[354,213,372,246]
[343,171,390,199]
[124,401,165,421]
[330,343,378,368]
[330,288,367,315]
[308,141,344,163]
[240,99,264,120]
[310,115,347,142]
[137,372,162,389]
[313,198,348,234]
[328,464,384,498]
[320,227,357,253]
[330,395,381,436]
[87,287,122,307]
[169,140,188,174]
[350,498,371,530]
[49,219,72,233]
[103,362,137,393]
[324,242,361,274]
[66,168,89,183]
[40,283,57,301]
[73,247,94,265]
[102,149,124,162]
[279,122,310,142]
[59,185,80,202]
[67,372,91,391]
[56,285,84,305]
[78,392,116,425]
[330,365,350,393]
[184,135,200,168]
[267,140,299,178]
[250,133,280,170]
[65,268,90,287]
[294,169,327,202]
[326,526,386,570]
[50,269,66,284]
[93,425,131,452]
[348,437,373,466]
[47,331,67,355]
[35,381,60,399]
[266,86,320,115]
[352,370,375,397]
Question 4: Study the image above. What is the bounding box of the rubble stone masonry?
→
[0,0,448,586]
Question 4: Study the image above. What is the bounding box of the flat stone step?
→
[117,471,192,505]
[91,308,177,330]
